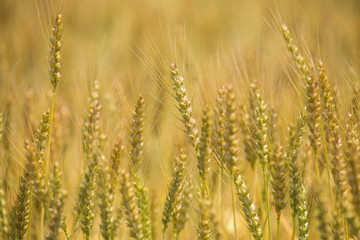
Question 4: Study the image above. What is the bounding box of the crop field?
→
[0,0,360,239]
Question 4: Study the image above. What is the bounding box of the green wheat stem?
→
[230,172,237,239]
[314,149,320,181]
[217,164,223,238]
[218,166,222,209]
[263,167,272,240]
[63,226,70,240]
[344,214,348,240]
[26,191,33,240]
[291,215,296,240]
[76,220,80,240]
[40,207,45,239]
[172,230,177,240]
[276,214,280,240]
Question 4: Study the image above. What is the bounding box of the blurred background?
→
[0,0,360,239]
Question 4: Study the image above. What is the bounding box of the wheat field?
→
[0,0,360,239]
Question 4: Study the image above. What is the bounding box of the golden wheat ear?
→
[46,161,67,240]
[249,80,270,169]
[162,150,187,236]
[233,170,263,240]
[270,144,288,215]
[239,103,257,169]
[281,24,311,82]
[119,170,143,240]
[96,137,124,240]
[197,189,213,240]
[281,24,323,178]
[345,115,360,234]
[287,115,305,221]
[212,86,227,169]
[133,175,152,240]
[130,94,145,173]
[76,80,104,240]
[170,63,199,150]
[197,104,212,184]
[49,14,63,92]
[9,176,30,240]
[98,155,116,240]
[297,183,309,240]
[171,179,190,240]
[270,143,288,239]
[223,85,239,174]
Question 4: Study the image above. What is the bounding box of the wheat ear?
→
[49,14,63,92]
[233,170,263,240]
[270,143,288,239]
[45,162,66,240]
[130,94,145,172]
[120,170,143,240]
[170,63,199,150]
[162,151,187,236]
[9,176,31,240]
[76,81,104,240]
